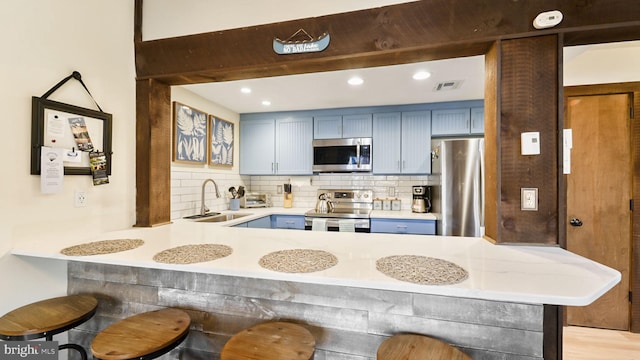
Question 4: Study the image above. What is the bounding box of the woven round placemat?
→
[376,255,468,285]
[153,244,233,264]
[60,239,144,256]
[259,249,338,273]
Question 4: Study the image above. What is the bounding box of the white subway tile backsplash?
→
[170,168,438,219]
[171,171,192,180]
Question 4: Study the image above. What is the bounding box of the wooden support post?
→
[484,35,561,245]
[135,79,171,227]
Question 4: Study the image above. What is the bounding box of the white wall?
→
[0,1,135,313]
[170,87,250,219]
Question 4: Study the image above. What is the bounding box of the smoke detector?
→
[533,10,563,29]
[433,80,463,92]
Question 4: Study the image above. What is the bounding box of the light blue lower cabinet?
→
[370,218,436,235]
[233,216,272,228]
[247,216,272,229]
[271,215,305,230]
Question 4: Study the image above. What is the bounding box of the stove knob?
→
[363,193,369,198]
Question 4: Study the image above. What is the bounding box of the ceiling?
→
[182,40,640,114]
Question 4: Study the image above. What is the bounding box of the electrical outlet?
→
[388,187,395,197]
[276,185,283,194]
[521,188,538,211]
[75,191,87,207]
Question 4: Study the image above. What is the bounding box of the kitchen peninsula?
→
[11,208,619,359]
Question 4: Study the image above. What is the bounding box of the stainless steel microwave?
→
[312,138,372,172]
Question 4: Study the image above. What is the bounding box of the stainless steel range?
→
[304,189,373,232]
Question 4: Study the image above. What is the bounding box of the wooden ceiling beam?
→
[135,0,640,85]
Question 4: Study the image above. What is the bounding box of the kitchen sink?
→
[196,213,252,223]
[183,213,221,220]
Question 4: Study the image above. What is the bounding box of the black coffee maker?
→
[411,185,432,213]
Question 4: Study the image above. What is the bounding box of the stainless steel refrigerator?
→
[431,138,484,236]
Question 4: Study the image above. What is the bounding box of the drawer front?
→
[371,219,436,235]
[273,215,305,229]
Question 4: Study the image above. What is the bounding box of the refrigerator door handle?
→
[479,139,485,229]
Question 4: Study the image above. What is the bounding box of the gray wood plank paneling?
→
[368,311,543,357]
[159,288,370,332]
[413,293,544,331]
[68,261,544,360]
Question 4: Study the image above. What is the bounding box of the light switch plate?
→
[521,188,538,211]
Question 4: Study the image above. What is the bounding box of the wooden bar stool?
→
[377,334,471,360]
[220,321,315,360]
[91,308,190,360]
[0,294,98,360]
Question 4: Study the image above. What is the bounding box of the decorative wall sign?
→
[172,102,208,164]
[31,97,112,175]
[209,115,234,167]
[273,29,330,55]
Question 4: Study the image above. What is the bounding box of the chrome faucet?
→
[201,179,221,215]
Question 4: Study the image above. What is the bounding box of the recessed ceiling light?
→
[240,87,251,94]
[348,76,364,86]
[413,71,431,80]
[261,100,271,106]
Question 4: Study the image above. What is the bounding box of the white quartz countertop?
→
[11,207,619,306]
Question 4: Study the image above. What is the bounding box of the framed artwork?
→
[209,115,234,167]
[173,102,208,164]
[30,96,113,175]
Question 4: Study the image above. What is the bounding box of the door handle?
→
[569,218,583,227]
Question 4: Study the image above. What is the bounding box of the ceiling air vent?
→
[433,80,463,92]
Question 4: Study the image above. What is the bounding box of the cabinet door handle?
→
[569,218,583,227]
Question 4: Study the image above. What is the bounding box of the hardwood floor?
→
[563,326,640,359]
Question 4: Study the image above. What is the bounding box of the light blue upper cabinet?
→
[240,116,312,175]
[342,114,372,138]
[242,101,481,176]
[431,108,471,136]
[372,112,402,173]
[314,114,372,139]
[373,110,430,174]
[401,111,431,174]
[313,115,342,139]
[275,116,313,174]
[470,107,485,134]
[240,119,276,175]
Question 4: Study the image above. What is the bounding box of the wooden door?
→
[566,93,632,330]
